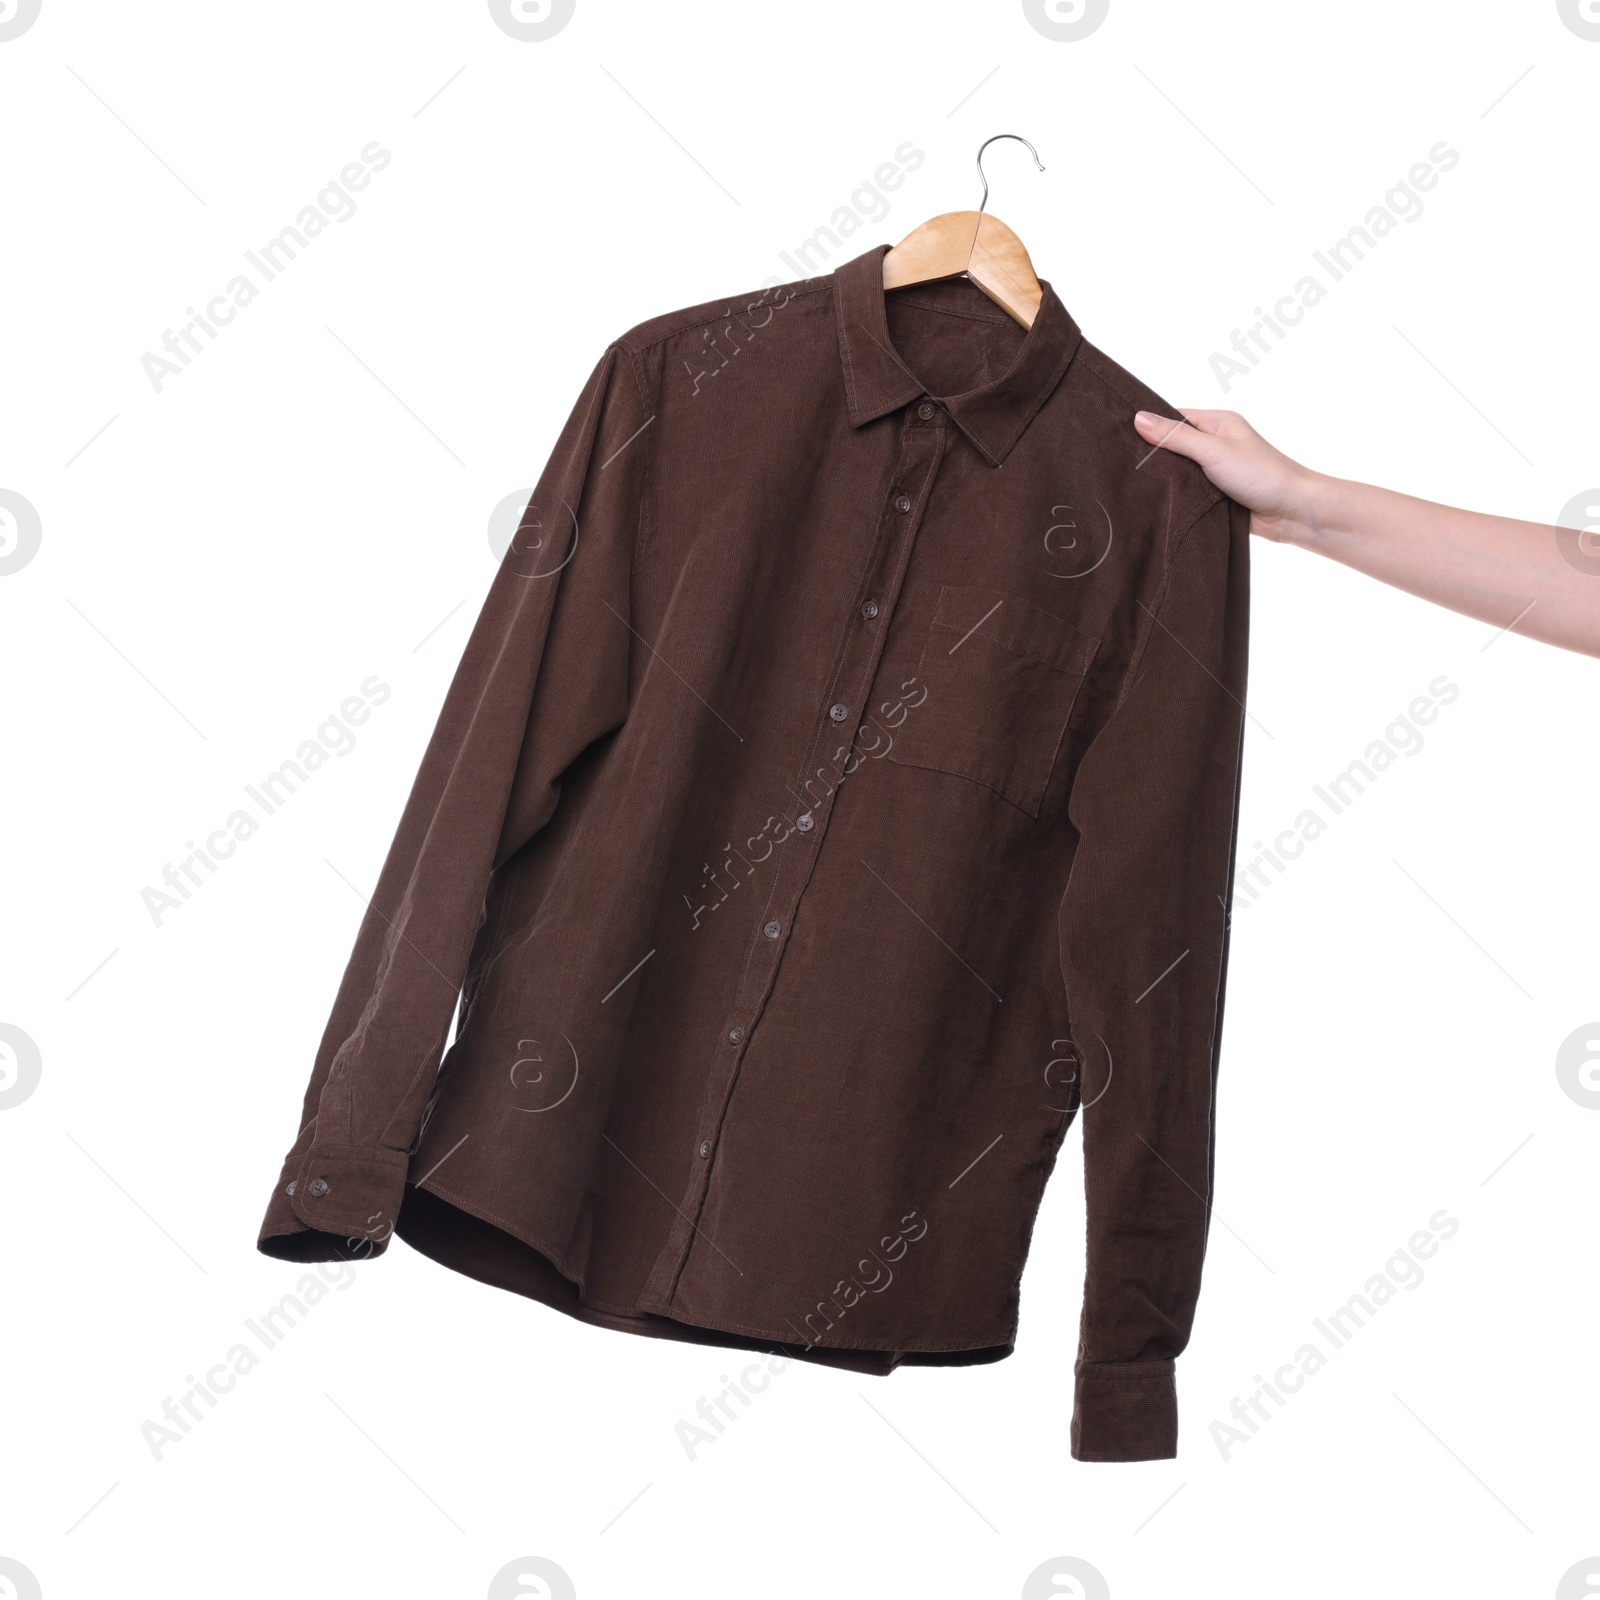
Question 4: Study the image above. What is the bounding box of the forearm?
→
[1276,473,1600,658]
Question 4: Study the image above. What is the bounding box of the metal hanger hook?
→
[975,134,1045,215]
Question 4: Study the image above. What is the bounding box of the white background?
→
[2,2,1597,1597]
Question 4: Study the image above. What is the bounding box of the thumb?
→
[1133,409,1227,471]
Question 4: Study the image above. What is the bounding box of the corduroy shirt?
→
[257,242,1250,1463]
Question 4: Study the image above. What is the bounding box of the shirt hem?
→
[402,1176,1017,1369]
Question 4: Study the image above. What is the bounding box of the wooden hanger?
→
[883,134,1045,329]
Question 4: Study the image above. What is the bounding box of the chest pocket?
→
[884,585,1098,818]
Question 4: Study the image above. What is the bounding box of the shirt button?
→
[829,703,849,722]
[894,493,912,514]
[727,1027,743,1043]
[307,1178,329,1198]
[763,919,782,939]
[698,1139,712,1158]
[795,812,814,832]
[918,401,936,420]
[861,600,879,619]
[285,1181,297,1196]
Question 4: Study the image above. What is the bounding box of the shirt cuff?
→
[1070,1359,1178,1461]
[257,1143,411,1263]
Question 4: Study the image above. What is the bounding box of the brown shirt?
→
[258,242,1250,1463]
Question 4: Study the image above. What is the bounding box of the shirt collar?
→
[832,241,1083,467]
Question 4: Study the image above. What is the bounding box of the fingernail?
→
[1134,410,1156,427]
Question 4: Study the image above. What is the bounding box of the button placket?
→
[743,425,943,989]
[646,412,949,1314]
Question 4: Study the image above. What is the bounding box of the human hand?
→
[1136,408,1600,657]
[1133,409,1320,543]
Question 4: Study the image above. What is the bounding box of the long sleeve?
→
[1059,491,1250,1460]
[257,342,652,1262]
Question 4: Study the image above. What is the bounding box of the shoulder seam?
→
[615,339,649,411]
[614,343,657,574]
[618,279,835,357]
[1077,345,1162,417]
